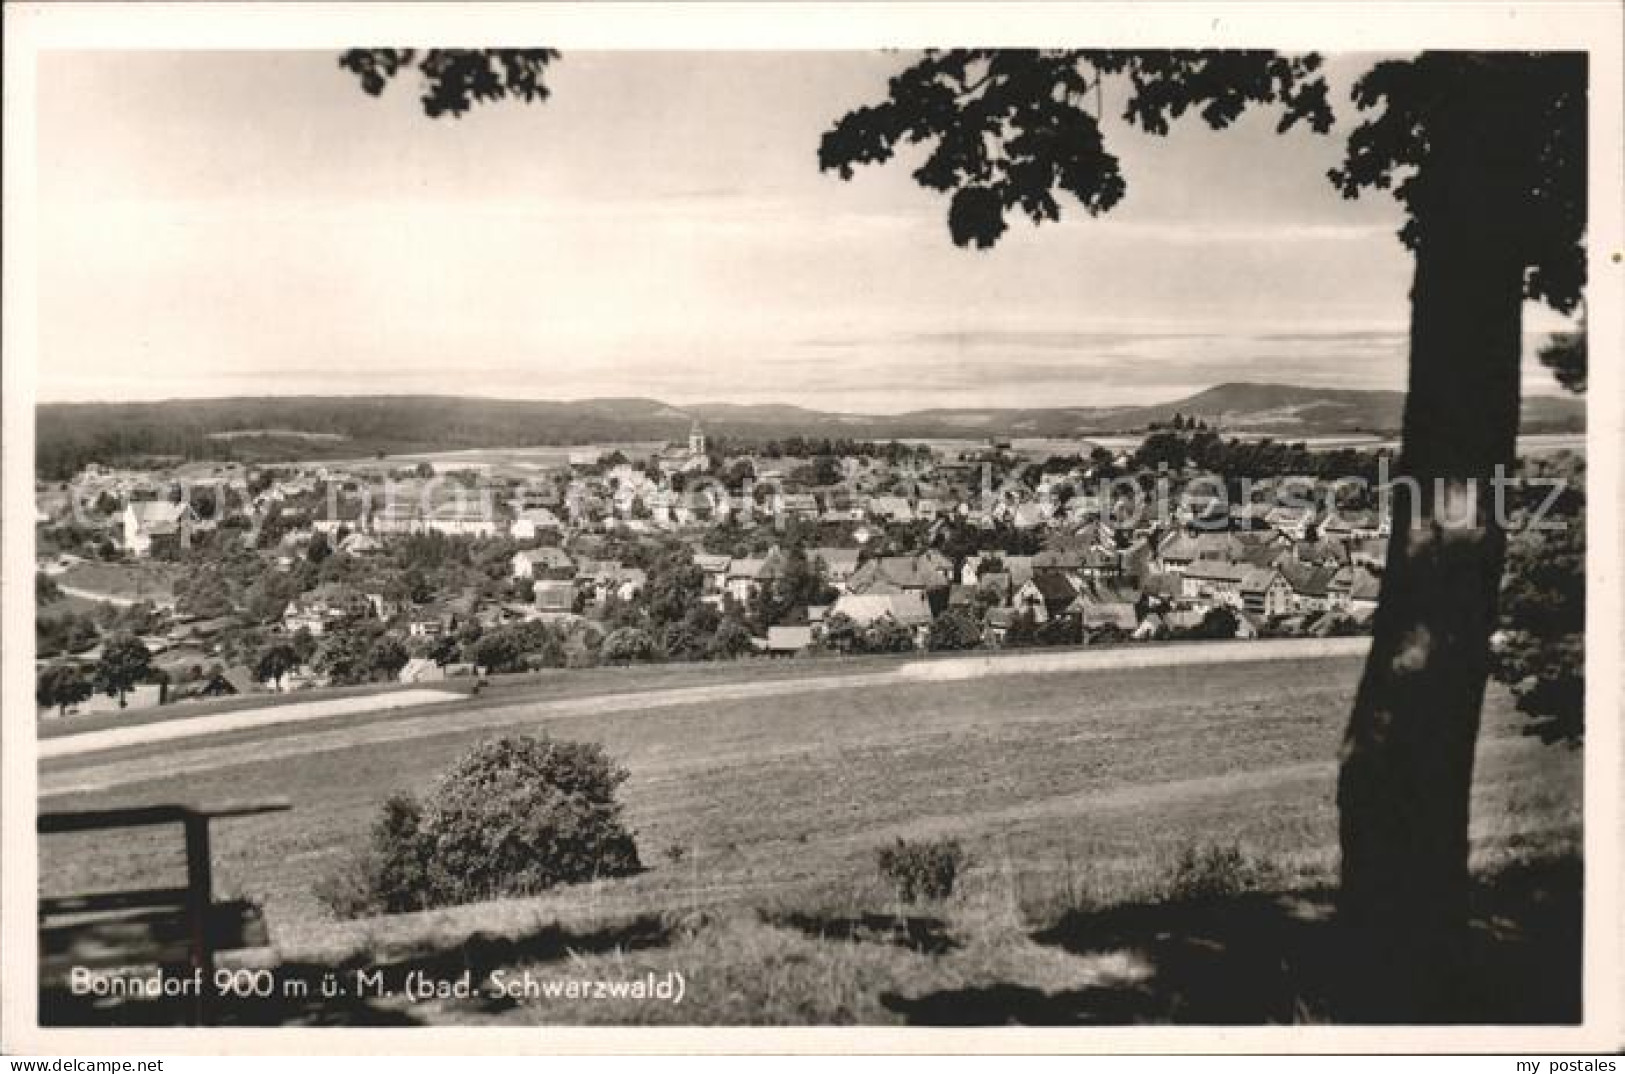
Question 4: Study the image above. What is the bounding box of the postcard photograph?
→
[3,2,1621,1054]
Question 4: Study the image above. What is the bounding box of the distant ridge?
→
[35,383,1584,478]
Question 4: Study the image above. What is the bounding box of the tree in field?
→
[290,626,318,666]
[200,663,236,698]
[255,640,299,689]
[427,633,460,667]
[315,629,374,686]
[815,47,1585,1019]
[37,662,92,716]
[339,46,1586,1018]
[369,635,411,682]
[471,630,524,675]
[94,633,152,709]
[176,566,234,619]
[36,571,64,606]
[707,615,757,661]
[1192,605,1241,641]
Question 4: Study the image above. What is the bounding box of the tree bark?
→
[1335,85,1528,1022]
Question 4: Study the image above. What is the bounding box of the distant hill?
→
[35,383,1584,478]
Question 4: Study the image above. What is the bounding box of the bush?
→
[600,627,657,665]
[1163,842,1277,902]
[928,608,983,651]
[317,735,641,917]
[877,837,966,903]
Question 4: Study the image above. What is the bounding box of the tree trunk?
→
[1334,90,1527,1022]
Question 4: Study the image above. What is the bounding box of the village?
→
[34,419,1393,718]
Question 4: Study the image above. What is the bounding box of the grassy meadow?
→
[37,650,1582,1025]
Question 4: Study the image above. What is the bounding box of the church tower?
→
[688,420,706,456]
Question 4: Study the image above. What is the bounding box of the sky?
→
[34,50,1577,412]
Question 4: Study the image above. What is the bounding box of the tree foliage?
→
[255,640,299,687]
[818,50,1331,249]
[600,626,657,665]
[37,662,92,715]
[928,607,984,651]
[338,49,559,119]
[1328,52,1586,316]
[1491,453,1585,744]
[321,735,640,916]
[94,634,153,708]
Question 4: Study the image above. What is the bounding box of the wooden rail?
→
[38,798,290,1025]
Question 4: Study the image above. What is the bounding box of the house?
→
[1077,546,1123,579]
[371,501,426,536]
[1009,502,1048,530]
[725,558,767,603]
[828,591,934,645]
[777,492,821,522]
[656,422,711,477]
[1014,573,1081,623]
[533,579,577,616]
[1350,537,1389,570]
[407,607,454,638]
[692,553,732,605]
[1153,531,1201,574]
[1324,508,1385,541]
[221,665,258,697]
[1292,537,1351,569]
[1132,613,1168,641]
[573,559,642,605]
[809,547,861,591]
[510,546,576,580]
[1032,546,1087,576]
[1278,561,1339,613]
[76,683,166,714]
[1239,567,1295,617]
[282,585,369,636]
[1081,601,1138,636]
[614,567,648,601]
[847,555,952,596]
[765,625,815,656]
[338,532,382,556]
[398,657,447,684]
[1326,566,1356,610]
[1234,530,1294,567]
[1181,560,1248,609]
[1349,567,1382,613]
[122,501,198,557]
[509,507,564,541]
[425,502,499,539]
[867,496,915,524]
[962,553,1035,588]
[1138,572,1183,610]
[1231,502,1277,531]
[1266,505,1319,541]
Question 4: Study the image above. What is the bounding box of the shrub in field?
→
[314,793,432,918]
[1163,842,1277,903]
[316,735,641,917]
[600,627,658,665]
[877,837,966,903]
